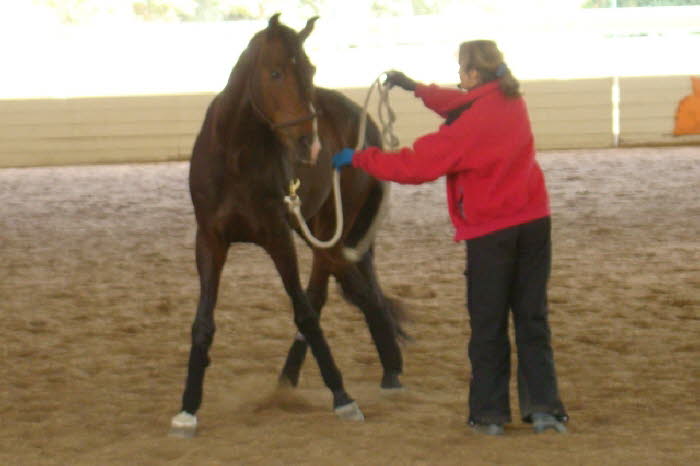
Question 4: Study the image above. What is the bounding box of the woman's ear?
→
[469,69,481,85]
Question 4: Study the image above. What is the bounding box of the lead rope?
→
[284,73,399,250]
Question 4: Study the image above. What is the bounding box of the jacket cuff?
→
[351,149,364,168]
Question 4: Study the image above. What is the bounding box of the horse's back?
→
[315,87,383,151]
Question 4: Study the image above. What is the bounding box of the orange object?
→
[674,76,700,136]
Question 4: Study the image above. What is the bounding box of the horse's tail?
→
[341,180,390,262]
[383,290,410,343]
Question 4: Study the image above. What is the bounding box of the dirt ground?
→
[1,146,698,465]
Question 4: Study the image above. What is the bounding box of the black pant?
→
[465,216,567,424]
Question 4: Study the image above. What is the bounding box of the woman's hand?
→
[332,148,355,170]
[384,71,416,91]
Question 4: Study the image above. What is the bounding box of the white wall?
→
[3,6,699,99]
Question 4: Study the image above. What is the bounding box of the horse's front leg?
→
[278,251,330,387]
[265,232,363,421]
[170,228,229,437]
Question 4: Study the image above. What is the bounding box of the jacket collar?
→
[460,81,500,105]
[444,81,501,125]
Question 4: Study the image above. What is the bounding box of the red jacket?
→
[352,81,550,241]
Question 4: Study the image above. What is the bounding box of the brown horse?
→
[170,14,406,437]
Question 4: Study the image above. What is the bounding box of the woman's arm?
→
[352,124,476,184]
[415,84,467,118]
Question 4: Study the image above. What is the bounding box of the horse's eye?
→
[271,70,282,80]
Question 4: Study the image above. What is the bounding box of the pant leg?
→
[465,227,518,425]
[510,217,567,422]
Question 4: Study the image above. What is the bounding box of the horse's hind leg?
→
[279,253,330,387]
[171,228,229,437]
[336,247,404,391]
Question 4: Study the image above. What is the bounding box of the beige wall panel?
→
[619,133,700,146]
[1,147,183,168]
[0,134,192,168]
[2,96,213,126]
[0,78,615,168]
[524,78,613,149]
[619,75,699,146]
[1,122,199,140]
[2,134,182,152]
[529,106,614,122]
[0,94,213,167]
[532,133,613,150]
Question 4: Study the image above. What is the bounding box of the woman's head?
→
[458,40,520,98]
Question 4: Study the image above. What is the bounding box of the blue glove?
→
[332,148,354,170]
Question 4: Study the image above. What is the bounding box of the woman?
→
[332,40,568,435]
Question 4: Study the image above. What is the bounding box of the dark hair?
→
[459,40,520,98]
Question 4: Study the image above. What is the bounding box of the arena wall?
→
[619,75,700,146]
[0,76,696,168]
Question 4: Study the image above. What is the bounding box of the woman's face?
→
[459,57,481,91]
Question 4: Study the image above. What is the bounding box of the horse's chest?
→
[213,182,285,239]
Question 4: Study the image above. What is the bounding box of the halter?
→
[248,87,317,129]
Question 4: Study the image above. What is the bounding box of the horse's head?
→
[248,14,321,165]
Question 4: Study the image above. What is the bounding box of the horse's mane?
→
[214,35,258,146]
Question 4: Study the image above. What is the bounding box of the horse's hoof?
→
[277,374,295,389]
[380,385,406,396]
[334,401,365,421]
[380,372,403,391]
[169,411,197,438]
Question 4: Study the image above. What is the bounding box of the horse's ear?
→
[268,13,281,29]
[298,16,319,43]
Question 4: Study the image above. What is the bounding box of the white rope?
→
[357,75,400,152]
[284,73,399,250]
[284,173,344,248]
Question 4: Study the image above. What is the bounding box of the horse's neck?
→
[214,96,290,182]
[216,93,265,146]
